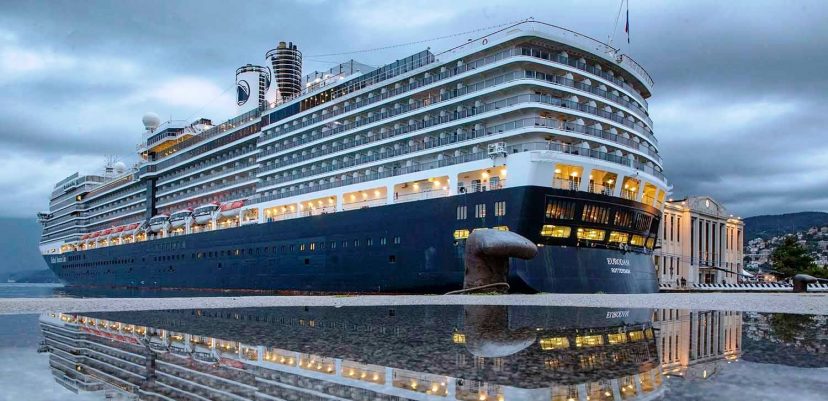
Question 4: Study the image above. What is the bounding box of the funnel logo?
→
[237,80,250,106]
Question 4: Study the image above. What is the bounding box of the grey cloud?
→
[0,0,826,217]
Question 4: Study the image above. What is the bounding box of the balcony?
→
[261,44,649,146]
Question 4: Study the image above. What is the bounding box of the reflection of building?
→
[41,305,665,400]
[654,309,742,379]
[654,197,744,285]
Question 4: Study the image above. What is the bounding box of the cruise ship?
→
[37,21,667,293]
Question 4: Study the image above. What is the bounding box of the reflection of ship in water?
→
[654,309,742,380]
[40,305,664,400]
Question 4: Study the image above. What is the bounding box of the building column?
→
[387,185,396,205]
[635,180,645,202]
[336,196,343,212]
[579,168,593,193]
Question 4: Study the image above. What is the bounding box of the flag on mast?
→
[625,0,630,43]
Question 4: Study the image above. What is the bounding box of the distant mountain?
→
[743,212,828,240]
[0,217,46,277]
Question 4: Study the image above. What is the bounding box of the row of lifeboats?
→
[147,199,246,232]
[76,199,247,246]
[79,222,142,242]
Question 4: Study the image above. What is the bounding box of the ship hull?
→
[45,186,660,294]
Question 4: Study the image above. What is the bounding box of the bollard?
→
[461,229,538,293]
[792,274,818,293]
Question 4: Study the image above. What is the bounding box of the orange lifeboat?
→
[219,199,246,219]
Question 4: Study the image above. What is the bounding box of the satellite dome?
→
[142,112,161,131]
[113,161,127,173]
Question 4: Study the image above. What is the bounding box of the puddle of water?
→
[1,305,826,401]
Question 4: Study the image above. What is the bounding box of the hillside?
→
[0,217,47,280]
[743,212,828,240]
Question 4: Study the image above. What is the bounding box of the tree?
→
[770,236,815,278]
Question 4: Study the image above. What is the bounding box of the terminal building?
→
[654,196,744,285]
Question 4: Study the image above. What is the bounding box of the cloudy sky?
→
[1,0,826,218]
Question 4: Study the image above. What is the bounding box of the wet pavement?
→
[1,302,826,401]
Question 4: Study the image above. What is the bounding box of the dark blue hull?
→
[46,186,660,294]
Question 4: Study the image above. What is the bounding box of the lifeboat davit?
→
[193,202,220,225]
[148,214,169,233]
[169,208,193,228]
[219,199,246,219]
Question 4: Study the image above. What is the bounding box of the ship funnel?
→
[265,41,302,104]
[236,64,270,114]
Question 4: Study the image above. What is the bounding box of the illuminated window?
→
[545,199,576,219]
[452,333,466,344]
[608,231,629,243]
[309,243,316,251]
[628,331,645,341]
[575,335,604,347]
[646,237,656,249]
[540,337,570,350]
[300,244,306,251]
[493,225,509,231]
[614,210,633,227]
[453,229,470,240]
[630,235,645,246]
[582,204,610,224]
[576,228,605,241]
[607,333,627,344]
[541,225,571,238]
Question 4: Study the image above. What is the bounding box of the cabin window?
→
[367,238,373,246]
[545,199,576,220]
[354,239,360,247]
[309,243,316,251]
[539,337,569,350]
[614,210,633,228]
[630,235,645,246]
[582,204,610,224]
[330,241,337,249]
[494,201,506,216]
[646,237,656,249]
[453,229,470,240]
[300,244,306,251]
[394,236,401,244]
[576,228,605,241]
[608,231,629,244]
[633,214,653,231]
[380,237,387,245]
[475,204,486,218]
[456,205,467,220]
[540,225,571,238]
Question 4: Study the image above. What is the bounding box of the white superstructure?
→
[39,21,667,256]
